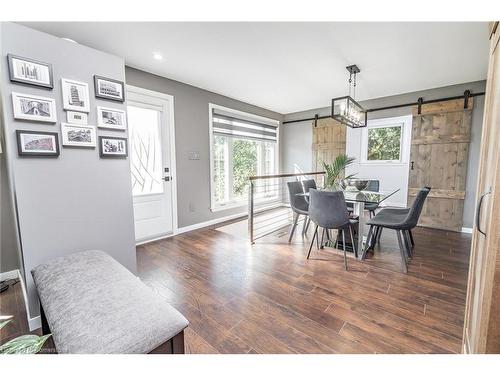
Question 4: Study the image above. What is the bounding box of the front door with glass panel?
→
[127,88,174,243]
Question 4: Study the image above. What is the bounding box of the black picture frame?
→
[7,54,54,89]
[94,75,125,102]
[99,136,128,158]
[16,130,60,157]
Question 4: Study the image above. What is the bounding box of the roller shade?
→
[212,110,278,142]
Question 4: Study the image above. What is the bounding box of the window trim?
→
[360,116,411,165]
[208,103,280,212]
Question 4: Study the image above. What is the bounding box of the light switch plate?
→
[188,151,201,160]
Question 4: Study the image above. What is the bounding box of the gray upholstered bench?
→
[31,250,188,354]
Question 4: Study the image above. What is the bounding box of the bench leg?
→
[171,330,185,354]
[149,330,185,354]
[40,303,51,335]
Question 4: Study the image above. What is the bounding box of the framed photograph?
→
[97,106,127,130]
[61,123,97,148]
[66,111,88,125]
[99,136,128,158]
[12,92,57,123]
[94,75,125,102]
[61,78,90,112]
[16,130,59,157]
[7,54,54,89]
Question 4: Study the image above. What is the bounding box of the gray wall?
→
[0,23,137,319]
[0,22,22,275]
[282,80,486,228]
[125,67,283,228]
[0,153,22,274]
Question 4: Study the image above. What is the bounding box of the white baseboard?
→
[175,211,248,235]
[0,269,19,282]
[461,227,473,234]
[28,315,41,331]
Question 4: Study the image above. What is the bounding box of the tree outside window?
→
[367,125,402,161]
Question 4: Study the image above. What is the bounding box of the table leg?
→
[354,201,365,258]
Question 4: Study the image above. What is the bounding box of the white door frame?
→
[126,84,178,243]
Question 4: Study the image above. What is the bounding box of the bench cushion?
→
[31,250,188,354]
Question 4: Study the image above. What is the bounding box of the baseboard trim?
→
[175,211,248,235]
[0,269,19,282]
[461,227,473,234]
[28,315,41,332]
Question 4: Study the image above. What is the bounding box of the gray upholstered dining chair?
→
[371,185,431,247]
[301,179,317,233]
[307,189,358,270]
[363,187,430,273]
[302,179,317,193]
[287,181,310,242]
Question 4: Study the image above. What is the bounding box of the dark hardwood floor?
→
[137,223,471,354]
[0,280,29,345]
[0,222,471,354]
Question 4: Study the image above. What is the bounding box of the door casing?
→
[126,85,178,244]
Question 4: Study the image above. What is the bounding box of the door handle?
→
[476,189,491,236]
[163,176,171,182]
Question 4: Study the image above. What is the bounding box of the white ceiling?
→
[21,22,490,114]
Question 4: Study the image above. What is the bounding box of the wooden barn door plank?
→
[311,118,346,172]
[408,98,473,232]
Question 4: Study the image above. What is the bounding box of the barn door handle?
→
[476,189,491,236]
[410,161,414,170]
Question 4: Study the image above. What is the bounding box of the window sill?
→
[359,161,407,166]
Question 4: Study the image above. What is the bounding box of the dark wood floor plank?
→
[230,319,296,354]
[173,302,252,354]
[184,327,219,354]
[1,223,471,354]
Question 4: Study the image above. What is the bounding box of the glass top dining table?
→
[297,188,400,258]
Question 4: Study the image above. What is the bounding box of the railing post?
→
[248,179,255,244]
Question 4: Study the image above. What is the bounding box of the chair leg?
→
[370,226,378,249]
[372,226,380,247]
[376,227,383,243]
[403,230,413,258]
[349,225,357,258]
[305,217,311,233]
[361,225,374,260]
[307,225,318,259]
[320,228,325,249]
[396,230,408,273]
[288,213,299,242]
[341,229,348,270]
[409,229,415,247]
[302,216,308,235]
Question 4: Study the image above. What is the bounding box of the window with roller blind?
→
[209,104,279,211]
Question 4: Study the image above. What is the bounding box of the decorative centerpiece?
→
[342,178,369,191]
[322,154,356,191]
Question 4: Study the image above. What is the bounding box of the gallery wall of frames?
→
[0,22,138,322]
[8,54,128,158]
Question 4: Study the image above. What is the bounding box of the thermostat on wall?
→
[188,151,201,160]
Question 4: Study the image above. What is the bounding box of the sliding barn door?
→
[463,21,500,354]
[408,98,473,232]
[312,118,346,172]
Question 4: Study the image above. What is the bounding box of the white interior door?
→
[127,87,176,243]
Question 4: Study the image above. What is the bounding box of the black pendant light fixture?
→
[331,64,367,128]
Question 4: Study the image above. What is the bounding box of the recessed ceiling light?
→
[153,52,163,61]
[61,37,77,44]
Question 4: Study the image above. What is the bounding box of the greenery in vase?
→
[0,319,51,354]
[322,154,356,190]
